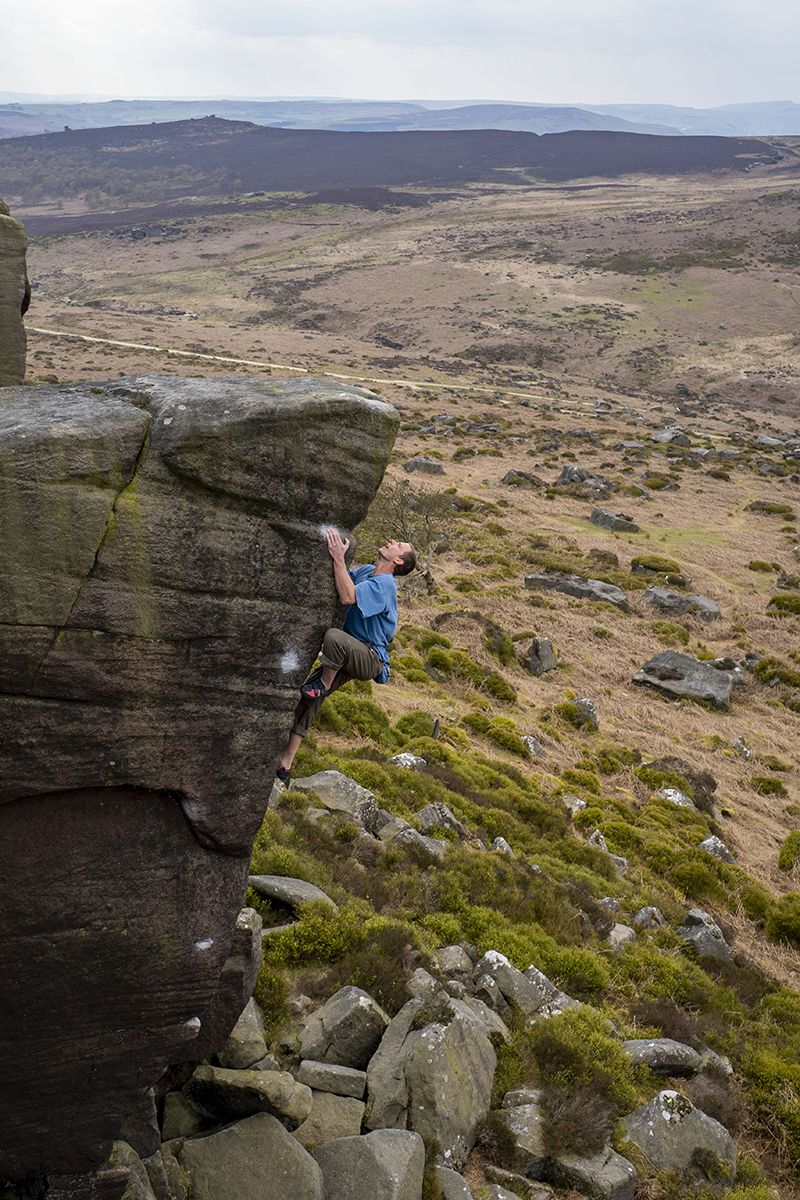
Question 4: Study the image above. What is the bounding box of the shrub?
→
[463,712,529,757]
[766,893,800,947]
[768,593,800,615]
[561,767,602,794]
[252,963,289,1038]
[779,831,800,871]
[652,620,690,646]
[394,710,437,741]
[747,560,775,572]
[529,1007,640,1108]
[751,775,787,797]
[264,899,373,967]
[554,700,596,730]
[590,742,641,774]
[541,1085,617,1156]
[636,764,694,798]
[426,645,516,703]
[753,656,800,688]
[631,553,682,575]
[746,500,794,516]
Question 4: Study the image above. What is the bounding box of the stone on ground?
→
[291,771,380,833]
[108,1142,157,1200]
[436,945,474,975]
[177,1112,324,1200]
[523,638,558,676]
[549,1147,637,1200]
[417,802,467,838]
[184,1064,312,1128]
[435,1166,475,1198]
[217,998,268,1070]
[632,650,734,710]
[313,1129,425,1200]
[248,875,337,911]
[474,951,550,1015]
[590,508,639,533]
[365,997,496,1168]
[300,986,390,1069]
[524,573,629,611]
[677,909,733,963]
[622,1090,736,1181]
[699,835,736,863]
[644,587,720,621]
[607,924,636,952]
[296,1060,367,1099]
[483,1101,547,1179]
[404,456,444,474]
[292,1091,366,1151]
[622,1039,702,1075]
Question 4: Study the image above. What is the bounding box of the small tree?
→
[355,477,454,594]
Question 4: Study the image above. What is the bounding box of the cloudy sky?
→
[2,0,798,107]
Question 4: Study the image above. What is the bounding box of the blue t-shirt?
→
[343,565,398,684]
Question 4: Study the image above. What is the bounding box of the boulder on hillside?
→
[622,1039,702,1076]
[248,874,337,911]
[651,426,690,446]
[699,835,736,863]
[0,198,27,386]
[590,508,640,533]
[632,651,735,710]
[549,1146,637,1200]
[292,1092,366,1152]
[502,469,545,488]
[184,1064,312,1128]
[644,587,720,621]
[296,1061,367,1100]
[300,986,390,1069]
[404,456,444,475]
[292,771,380,833]
[523,637,558,677]
[622,1090,736,1183]
[677,909,733,964]
[417,802,467,839]
[553,464,615,497]
[218,997,268,1070]
[365,997,496,1168]
[524,573,629,611]
[0,375,397,1181]
[481,1100,547,1179]
[474,951,552,1016]
[314,1129,425,1200]
[435,1167,475,1199]
[177,1112,324,1200]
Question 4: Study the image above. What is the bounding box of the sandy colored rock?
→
[0,198,27,386]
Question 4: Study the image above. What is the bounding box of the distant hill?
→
[0,117,789,210]
[329,104,678,135]
[3,97,800,142]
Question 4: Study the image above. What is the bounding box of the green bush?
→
[747,560,775,572]
[753,656,800,688]
[768,593,800,615]
[394,710,437,741]
[561,767,602,794]
[766,893,800,946]
[779,831,800,871]
[463,712,529,756]
[631,553,682,574]
[636,764,694,798]
[264,899,373,967]
[252,963,289,1038]
[426,645,516,703]
[554,700,597,730]
[751,775,787,797]
[746,500,794,516]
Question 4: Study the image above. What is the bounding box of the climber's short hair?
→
[394,546,417,577]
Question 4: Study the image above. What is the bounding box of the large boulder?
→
[217,998,268,1070]
[622,1090,736,1183]
[525,573,629,611]
[292,770,380,833]
[677,908,733,963]
[365,997,497,1168]
[0,198,27,386]
[292,1091,366,1151]
[644,587,720,622]
[300,986,390,1069]
[184,1064,312,1128]
[632,651,734,710]
[314,1129,425,1200]
[177,1112,324,1200]
[0,376,397,1181]
[622,1039,702,1076]
[549,1147,637,1199]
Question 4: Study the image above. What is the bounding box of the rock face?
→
[0,375,398,1181]
[0,198,27,385]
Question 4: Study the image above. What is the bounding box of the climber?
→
[275,528,416,781]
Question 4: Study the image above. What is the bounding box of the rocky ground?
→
[83,379,800,1200]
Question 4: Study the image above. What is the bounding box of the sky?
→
[1,0,799,108]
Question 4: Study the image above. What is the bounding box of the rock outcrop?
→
[0,198,28,385]
[0,375,397,1184]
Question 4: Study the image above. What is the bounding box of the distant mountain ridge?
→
[2,96,800,142]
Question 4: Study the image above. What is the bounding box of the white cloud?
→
[0,0,797,105]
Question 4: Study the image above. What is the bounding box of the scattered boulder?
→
[177,1112,324,1200]
[502,469,544,488]
[655,787,696,810]
[314,1129,425,1200]
[632,651,734,710]
[404,456,444,475]
[549,1146,637,1200]
[217,998,268,1070]
[394,826,448,863]
[631,906,667,932]
[296,1061,367,1100]
[590,508,640,533]
[292,772,380,834]
[474,951,551,1016]
[108,1141,157,1200]
[417,802,467,839]
[554,464,615,497]
[184,1064,312,1129]
[300,986,390,1069]
[482,1100,547,1178]
[525,573,629,611]
[248,875,337,911]
[292,1092,366,1152]
[523,966,580,1018]
[436,945,474,975]
[562,794,588,817]
[388,753,426,770]
[522,734,546,758]
[365,997,496,1167]
[677,909,733,963]
[572,697,599,731]
[492,836,516,857]
[436,1166,475,1199]
[651,426,690,446]
[644,587,720,622]
[607,924,636,952]
[622,1039,703,1076]
[699,835,736,864]
[622,1090,736,1183]
[523,637,558,676]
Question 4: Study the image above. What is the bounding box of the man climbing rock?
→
[276,528,416,781]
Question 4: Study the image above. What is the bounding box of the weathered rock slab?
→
[292,771,380,833]
[632,650,734,710]
[622,1090,736,1181]
[525,573,629,611]
[549,1147,637,1200]
[300,986,390,1069]
[177,1112,324,1200]
[622,1039,702,1076]
[314,1129,425,1200]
